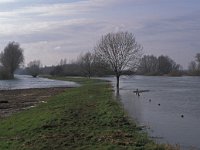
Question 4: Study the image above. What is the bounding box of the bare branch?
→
[95,31,142,89]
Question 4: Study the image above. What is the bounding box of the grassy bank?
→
[0,77,177,150]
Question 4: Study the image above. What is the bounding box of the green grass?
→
[0,77,177,150]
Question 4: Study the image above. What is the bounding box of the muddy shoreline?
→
[0,87,69,118]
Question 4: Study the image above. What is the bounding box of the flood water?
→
[0,75,78,90]
[102,75,200,150]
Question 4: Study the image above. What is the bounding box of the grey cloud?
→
[0,0,200,68]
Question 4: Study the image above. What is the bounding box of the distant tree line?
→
[36,32,142,89]
[17,52,200,81]
[38,54,113,77]
[137,55,182,76]
[1,33,200,84]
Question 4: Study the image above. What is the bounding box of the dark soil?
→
[0,88,67,118]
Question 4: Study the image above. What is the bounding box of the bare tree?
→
[188,53,200,76]
[59,58,67,66]
[78,52,95,78]
[95,32,142,89]
[138,55,158,74]
[195,53,200,63]
[188,61,197,72]
[93,55,113,76]
[195,53,200,70]
[157,55,175,75]
[0,42,24,79]
[138,55,181,75]
[27,60,42,77]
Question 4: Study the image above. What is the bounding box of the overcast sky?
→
[0,0,200,68]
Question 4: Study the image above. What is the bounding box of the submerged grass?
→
[0,77,178,150]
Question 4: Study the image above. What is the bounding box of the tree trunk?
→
[116,75,120,90]
[116,75,120,95]
[10,71,14,79]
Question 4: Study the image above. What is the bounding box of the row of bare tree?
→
[1,32,199,89]
[18,32,141,89]
[51,32,142,89]
[137,55,182,76]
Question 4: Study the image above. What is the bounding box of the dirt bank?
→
[0,87,67,118]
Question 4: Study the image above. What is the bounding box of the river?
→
[101,75,200,150]
[0,75,78,90]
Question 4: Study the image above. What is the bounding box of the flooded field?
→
[0,75,78,90]
[0,75,78,118]
[102,75,200,150]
